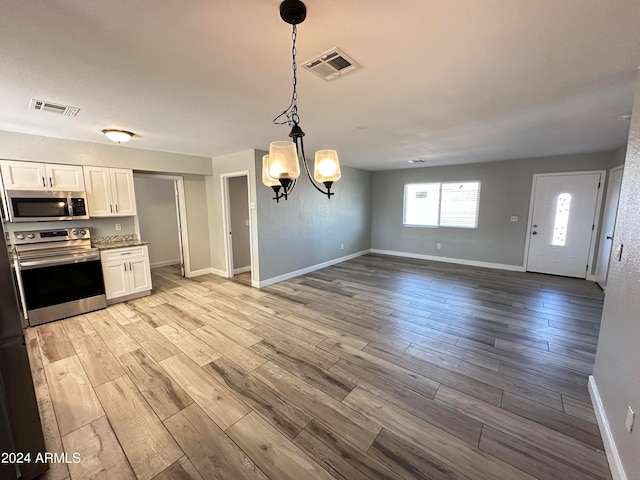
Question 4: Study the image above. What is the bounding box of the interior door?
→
[526,172,602,278]
[595,167,623,289]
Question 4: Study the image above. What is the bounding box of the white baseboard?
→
[186,268,214,278]
[150,259,181,269]
[589,376,627,480]
[256,250,370,288]
[370,249,526,272]
[234,266,251,275]
[209,267,227,278]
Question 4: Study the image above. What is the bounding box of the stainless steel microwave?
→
[4,190,89,222]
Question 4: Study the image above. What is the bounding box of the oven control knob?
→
[72,229,79,235]
[27,233,36,239]
[79,229,87,236]
[16,234,25,240]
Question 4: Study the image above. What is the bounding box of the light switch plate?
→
[510,216,518,222]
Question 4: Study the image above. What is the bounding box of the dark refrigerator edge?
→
[0,221,48,480]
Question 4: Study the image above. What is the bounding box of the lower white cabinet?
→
[100,246,152,303]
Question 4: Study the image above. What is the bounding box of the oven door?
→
[19,251,106,325]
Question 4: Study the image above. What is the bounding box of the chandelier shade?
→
[314,150,341,183]
[262,155,281,187]
[268,141,300,180]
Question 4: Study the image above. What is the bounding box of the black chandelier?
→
[262,0,341,202]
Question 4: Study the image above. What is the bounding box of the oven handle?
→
[18,252,101,270]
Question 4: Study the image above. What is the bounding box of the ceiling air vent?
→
[29,98,80,117]
[303,48,361,81]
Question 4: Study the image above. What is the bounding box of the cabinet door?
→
[83,166,113,216]
[110,169,137,216]
[128,256,152,294]
[102,261,129,299]
[0,161,46,190]
[45,164,85,191]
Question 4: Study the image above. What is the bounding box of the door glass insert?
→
[552,193,571,246]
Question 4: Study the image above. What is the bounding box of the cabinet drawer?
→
[101,246,147,261]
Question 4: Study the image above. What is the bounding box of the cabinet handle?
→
[110,204,113,213]
[129,262,132,271]
[115,203,119,213]
[120,252,132,255]
[49,177,53,188]
[42,177,46,187]
[124,263,127,272]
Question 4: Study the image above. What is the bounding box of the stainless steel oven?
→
[13,227,106,326]
[5,190,89,222]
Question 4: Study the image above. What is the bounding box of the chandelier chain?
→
[273,24,300,127]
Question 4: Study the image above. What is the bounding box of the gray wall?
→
[255,149,372,281]
[371,151,614,267]
[182,174,211,272]
[0,130,213,175]
[229,176,251,271]
[134,176,181,268]
[593,75,640,480]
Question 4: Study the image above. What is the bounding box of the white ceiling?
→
[1,1,639,171]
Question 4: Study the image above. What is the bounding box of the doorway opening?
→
[595,165,624,291]
[221,172,252,280]
[133,174,190,277]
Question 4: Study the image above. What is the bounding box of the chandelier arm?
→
[297,136,333,197]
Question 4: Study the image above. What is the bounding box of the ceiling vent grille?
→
[29,98,80,117]
[303,48,361,81]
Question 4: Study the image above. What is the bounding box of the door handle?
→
[606,236,613,240]
[532,231,538,235]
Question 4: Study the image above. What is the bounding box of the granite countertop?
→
[91,234,150,251]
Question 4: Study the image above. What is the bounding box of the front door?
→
[526,172,602,278]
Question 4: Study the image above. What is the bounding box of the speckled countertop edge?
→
[91,234,150,250]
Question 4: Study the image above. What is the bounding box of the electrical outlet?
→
[340,243,344,250]
[510,216,518,222]
[626,406,635,433]
[436,243,441,249]
[115,223,121,231]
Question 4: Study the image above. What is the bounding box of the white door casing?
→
[595,166,623,290]
[526,172,604,278]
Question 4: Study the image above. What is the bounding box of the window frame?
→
[402,181,481,229]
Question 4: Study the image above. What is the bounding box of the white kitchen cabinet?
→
[83,166,137,216]
[101,245,152,303]
[0,160,85,191]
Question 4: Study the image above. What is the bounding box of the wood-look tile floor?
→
[26,254,611,480]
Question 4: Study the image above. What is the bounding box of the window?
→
[403,181,480,228]
[552,193,571,246]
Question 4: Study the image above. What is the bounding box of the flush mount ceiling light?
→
[262,0,341,202]
[101,129,134,144]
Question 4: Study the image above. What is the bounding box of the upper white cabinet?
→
[0,160,85,191]
[83,166,137,217]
